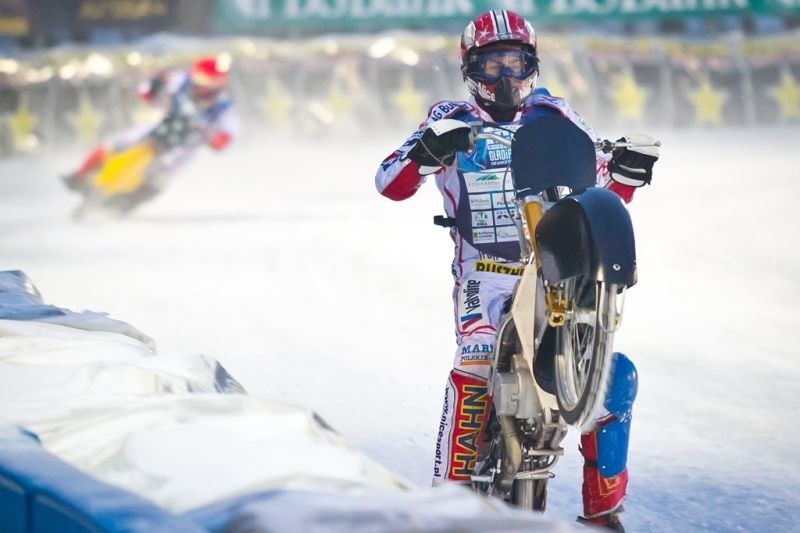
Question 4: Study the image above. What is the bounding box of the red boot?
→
[579,418,628,529]
[64,146,106,191]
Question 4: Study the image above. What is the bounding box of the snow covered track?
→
[1,128,799,530]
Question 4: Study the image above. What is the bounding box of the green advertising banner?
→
[214,0,800,34]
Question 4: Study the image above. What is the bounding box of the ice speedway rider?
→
[374,10,659,531]
[63,55,239,209]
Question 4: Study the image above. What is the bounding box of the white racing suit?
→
[375,90,638,518]
[126,70,239,176]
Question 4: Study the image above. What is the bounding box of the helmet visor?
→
[465,48,538,84]
[191,83,219,100]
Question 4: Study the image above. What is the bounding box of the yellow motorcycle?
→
[64,102,199,220]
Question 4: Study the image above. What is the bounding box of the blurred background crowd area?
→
[1,0,799,157]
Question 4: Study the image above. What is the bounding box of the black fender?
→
[535,187,637,287]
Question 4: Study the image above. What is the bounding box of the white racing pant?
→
[431,269,630,519]
[432,270,516,485]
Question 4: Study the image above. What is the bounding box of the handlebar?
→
[466,121,660,154]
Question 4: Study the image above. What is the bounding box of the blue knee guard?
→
[604,352,637,420]
[596,353,637,477]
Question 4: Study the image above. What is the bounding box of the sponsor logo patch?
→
[460,343,494,354]
[433,386,451,479]
[469,193,491,210]
[449,373,489,480]
[494,209,514,226]
[492,191,515,209]
[459,279,483,330]
[496,225,519,243]
[472,227,496,244]
[429,101,472,121]
[459,343,493,366]
[475,260,524,276]
[472,211,492,227]
[459,353,490,366]
[464,172,505,193]
[488,146,512,164]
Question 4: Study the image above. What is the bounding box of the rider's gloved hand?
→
[406,121,471,168]
[608,133,660,188]
[138,72,167,103]
[208,131,232,151]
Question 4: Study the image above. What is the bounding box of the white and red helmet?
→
[460,10,539,112]
[189,56,229,103]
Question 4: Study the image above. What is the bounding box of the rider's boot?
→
[578,353,637,531]
[112,183,161,215]
[577,510,625,531]
[63,146,106,192]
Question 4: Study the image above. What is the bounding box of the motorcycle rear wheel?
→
[553,279,619,427]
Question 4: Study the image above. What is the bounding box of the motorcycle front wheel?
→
[553,279,620,427]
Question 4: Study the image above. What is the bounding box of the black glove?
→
[608,133,660,188]
[406,122,471,168]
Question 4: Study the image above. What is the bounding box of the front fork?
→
[474,310,567,499]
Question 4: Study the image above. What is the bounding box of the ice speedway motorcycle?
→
[437,114,659,511]
[64,95,201,220]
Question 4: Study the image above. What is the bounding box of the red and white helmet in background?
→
[460,10,539,113]
[189,56,229,104]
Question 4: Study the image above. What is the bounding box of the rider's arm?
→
[375,101,475,201]
[608,180,636,204]
[376,153,428,201]
[204,103,240,152]
[600,133,660,203]
[138,72,168,104]
[375,120,439,201]
[597,156,636,204]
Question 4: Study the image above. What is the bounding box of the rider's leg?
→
[431,271,517,486]
[76,146,107,176]
[64,146,107,190]
[579,352,637,528]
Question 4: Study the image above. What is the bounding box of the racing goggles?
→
[465,48,538,83]
[191,84,220,100]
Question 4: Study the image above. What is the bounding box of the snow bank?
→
[0,270,579,531]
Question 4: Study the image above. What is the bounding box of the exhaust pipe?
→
[496,414,521,492]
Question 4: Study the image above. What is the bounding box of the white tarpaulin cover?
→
[0,270,578,530]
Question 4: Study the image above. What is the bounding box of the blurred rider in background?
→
[374,9,659,531]
[63,55,239,208]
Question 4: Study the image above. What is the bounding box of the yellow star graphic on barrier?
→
[391,74,426,123]
[541,74,570,101]
[769,70,800,120]
[260,78,293,125]
[8,99,38,151]
[610,71,647,122]
[69,92,104,145]
[325,79,354,120]
[689,78,727,126]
